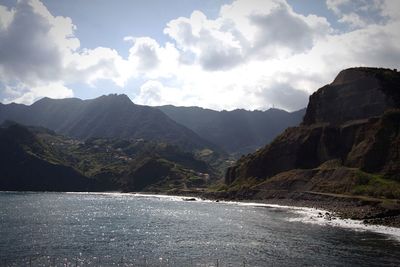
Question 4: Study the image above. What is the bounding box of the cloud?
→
[258,83,309,111]
[65,46,128,87]
[164,11,244,71]
[326,0,398,28]
[0,0,399,112]
[0,0,128,102]
[134,80,163,106]
[164,0,331,70]
[127,37,160,71]
[0,0,63,84]
[2,82,73,104]
[134,80,188,106]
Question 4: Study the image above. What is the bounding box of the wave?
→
[55,192,400,241]
[286,208,400,240]
[219,200,400,241]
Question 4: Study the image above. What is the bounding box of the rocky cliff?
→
[303,67,400,125]
[225,67,400,200]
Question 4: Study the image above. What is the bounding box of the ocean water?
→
[0,192,399,266]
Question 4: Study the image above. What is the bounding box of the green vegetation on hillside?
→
[0,122,224,192]
[353,171,400,199]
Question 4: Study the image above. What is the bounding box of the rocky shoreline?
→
[156,189,400,228]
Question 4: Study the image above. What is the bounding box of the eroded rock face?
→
[303,68,398,125]
[235,111,400,180]
[225,68,400,188]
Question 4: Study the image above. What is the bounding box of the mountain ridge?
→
[0,123,96,191]
[158,104,305,155]
[0,94,217,152]
[0,121,218,192]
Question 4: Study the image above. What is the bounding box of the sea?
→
[0,191,399,266]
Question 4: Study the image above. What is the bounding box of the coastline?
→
[1,190,399,230]
[127,190,400,240]
[150,189,400,229]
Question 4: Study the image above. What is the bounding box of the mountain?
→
[225,67,400,202]
[0,122,217,192]
[303,67,399,125]
[0,94,216,152]
[0,123,95,191]
[158,105,305,155]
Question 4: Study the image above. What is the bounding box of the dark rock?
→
[183,198,197,201]
[226,68,400,186]
[303,68,399,125]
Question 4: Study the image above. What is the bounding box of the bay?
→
[0,192,399,266]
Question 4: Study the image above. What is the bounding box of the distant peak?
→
[100,93,130,100]
[31,96,82,107]
[35,97,51,103]
[95,94,134,105]
[110,93,129,98]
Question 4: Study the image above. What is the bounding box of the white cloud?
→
[127,37,160,71]
[326,0,400,28]
[164,11,245,70]
[0,0,128,102]
[380,0,400,21]
[0,0,399,112]
[326,0,351,15]
[125,37,180,79]
[134,80,188,106]
[3,82,73,104]
[164,0,330,70]
[0,5,15,29]
[0,0,63,85]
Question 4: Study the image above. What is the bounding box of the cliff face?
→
[226,111,400,182]
[303,68,399,125]
[225,68,400,199]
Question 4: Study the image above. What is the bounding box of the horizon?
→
[0,92,307,113]
[0,0,399,112]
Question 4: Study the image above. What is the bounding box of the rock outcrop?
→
[303,67,399,125]
[225,67,400,200]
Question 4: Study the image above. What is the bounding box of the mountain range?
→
[2,67,399,199]
[0,93,305,156]
[158,105,305,155]
[0,86,307,192]
[0,94,215,152]
[0,121,216,192]
[1,66,399,226]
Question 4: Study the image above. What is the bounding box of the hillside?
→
[0,94,216,152]
[0,123,95,191]
[0,122,218,192]
[224,68,400,204]
[158,105,305,155]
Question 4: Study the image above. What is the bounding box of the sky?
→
[0,0,399,111]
